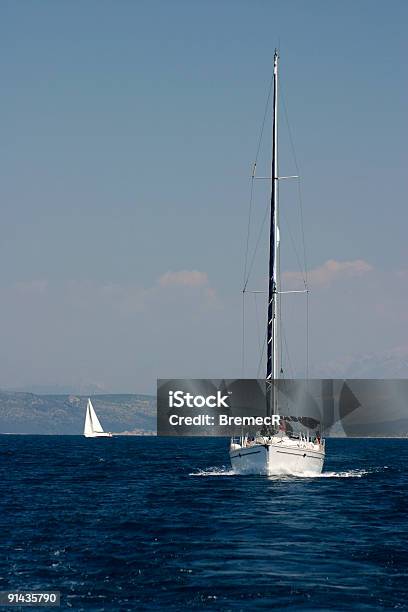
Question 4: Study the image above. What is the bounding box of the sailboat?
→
[83,398,112,438]
[229,51,325,476]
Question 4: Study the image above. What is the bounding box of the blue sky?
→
[0,1,407,392]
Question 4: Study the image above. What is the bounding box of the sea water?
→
[0,437,407,610]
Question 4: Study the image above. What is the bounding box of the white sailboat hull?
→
[230,441,325,476]
[84,432,113,438]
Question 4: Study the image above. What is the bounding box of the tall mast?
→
[266,49,279,415]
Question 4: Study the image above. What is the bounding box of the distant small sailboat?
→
[83,398,112,438]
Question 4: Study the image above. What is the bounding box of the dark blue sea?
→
[0,437,407,611]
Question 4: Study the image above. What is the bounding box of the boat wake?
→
[189,466,236,477]
[294,466,390,478]
[291,469,370,478]
[190,467,376,478]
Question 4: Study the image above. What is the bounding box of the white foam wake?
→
[291,469,370,478]
[189,466,236,476]
[189,467,373,478]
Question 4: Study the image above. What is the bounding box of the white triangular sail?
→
[88,399,104,433]
[84,401,94,436]
[84,398,111,437]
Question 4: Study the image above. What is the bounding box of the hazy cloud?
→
[283,259,373,288]
[0,269,221,392]
[312,345,408,379]
[13,280,48,294]
[158,270,209,288]
[50,270,217,316]
[3,262,408,391]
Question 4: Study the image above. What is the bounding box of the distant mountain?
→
[7,383,108,395]
[341,417,408,438]
[0,392,156,435]
[313,346,408,379]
